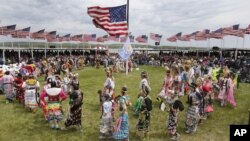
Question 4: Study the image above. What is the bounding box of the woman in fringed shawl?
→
[218,73,230,107]
[99,94,113,140]
[63,81,83,130]
[2,71,14,103]
[185,82,201,134]
[136,71,152,138]
[113,86,131,141]
[227,72,236,107]
[167,100,184,141]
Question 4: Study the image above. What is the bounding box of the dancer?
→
[2,71,14,103]
[62,81,83,131]
[185,82,201,134]
[99,94,113,140]
[167,100,184,140]
[114,86,130,141]
[40,81,67,129]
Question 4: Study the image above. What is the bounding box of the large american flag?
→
[195,29,210,41]
[150,33,162,42]
[167,32,181,42]
[136,35,148,43]
[0,24,16,35]
[11,27,30,38]
[84,34,96,42]
[208,28,223,39]
[31,29,45,39]
[87,5,128,36]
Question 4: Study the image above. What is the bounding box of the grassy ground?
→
[0,66,249,141]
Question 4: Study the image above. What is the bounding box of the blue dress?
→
[113,113,129,140]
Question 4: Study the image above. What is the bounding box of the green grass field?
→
[0,66,249,141]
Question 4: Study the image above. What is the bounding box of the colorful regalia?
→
[23,77,40,110]
[40,84,67,129]
[185,87,201,134]
[64,89,83,128]
[2,72,14,102]
[100,95,113,140]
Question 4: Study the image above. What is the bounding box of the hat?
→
[122,86,127,92]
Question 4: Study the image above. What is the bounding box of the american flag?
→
[188,31,199,40]
[150,33,162,42]
[245,24,250,34]
[0,24,16,35]
[109,35,120,42]
[222,24,244,37]
[83,34,96,42]
[97,35,109,42]
[129,35,134,42]
[195,29,210,41]
[120,35,134,43]
[11,27,30,38]
[178,34,190,41]
[46,31,57,42]
[31,29,45,39]
[167,32,181,42]
[71,34,83,42]
[87,5,128,36]
[61,34,71,42]
[208,28,223,39]
[136,35,148,43]
[120,36,127,42]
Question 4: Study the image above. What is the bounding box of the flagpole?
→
[242,36,245,48]
[2,28,5,64]
[17,31,21,63]
[45,41,47,59]
[175,41,178,52]
[208,38,211,57]
[234,37,239,60]
[30,36,34,60]
[126,0,129,76]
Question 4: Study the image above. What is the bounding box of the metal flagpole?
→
[235,37,239,60]
[1,28,5,64]
[17,31,21,63]
[57,38,60,56]
[45,41,47,59]
[208,38,211,57]
[242,36,245,48]
[3,49,5,65]
[29,36,34,59]
[175,41,178,52]
[125,0,129,75]
[30,36,34,59]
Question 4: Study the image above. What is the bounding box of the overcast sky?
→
[0,0,250,48]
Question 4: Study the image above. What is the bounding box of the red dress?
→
[14,78,24,104]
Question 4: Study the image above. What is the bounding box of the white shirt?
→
[102,101,112,119]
